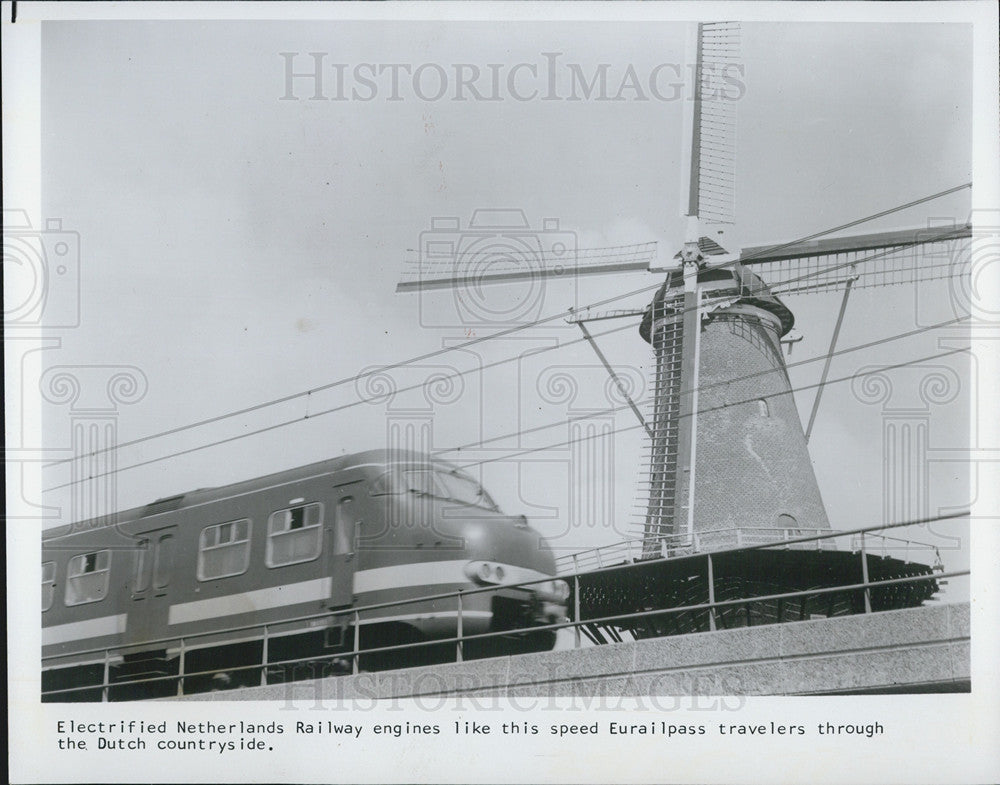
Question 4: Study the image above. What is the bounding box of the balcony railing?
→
[41,511,967,702]
[554,524,946,574]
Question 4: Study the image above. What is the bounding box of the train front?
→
[357,454,569,659]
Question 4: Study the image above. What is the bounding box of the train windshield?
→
[435,471,494,509]
[400,468,499,511]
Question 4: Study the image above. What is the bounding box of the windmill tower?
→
[636,22,829,557]
[396,22,972,562]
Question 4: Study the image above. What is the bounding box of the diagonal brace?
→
[805,274,856,441]
[576,321,654,438]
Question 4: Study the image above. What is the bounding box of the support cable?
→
[41,183,972,473]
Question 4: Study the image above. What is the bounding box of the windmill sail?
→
[686,21,740,227]
[742,223,973,295]
[395,239,657,293]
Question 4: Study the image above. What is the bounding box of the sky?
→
[26,19,977,594]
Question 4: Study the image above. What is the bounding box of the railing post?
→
[860,532,872,613]
[352,610,361,675]
[456,592,464,663]
[573,575,582,649]
[102,649,110,703]
[260,626,269,687]
[177,638,186,697]
[596,549,604,569]
[706,553,717,632]
[572,553,580,574]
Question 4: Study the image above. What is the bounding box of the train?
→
[42,449,569,701]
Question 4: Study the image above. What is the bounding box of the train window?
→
[198,520,251,581]
[133,539,150,593]
[403,469,439,497]
[267,503,323,567]
[42,561,56,612]
[65,550,111,606]
[154,534,175,588]
[334,498,355,555]
[403,468,498,511]
[435,471,497,510]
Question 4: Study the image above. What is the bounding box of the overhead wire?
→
[44,301,970,493]
[448,345,971,473]
[42,318,642,491]
[41,182,973,481]
[431,313,969,456]
[40,278,664,471]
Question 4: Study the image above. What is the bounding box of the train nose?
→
[463,559,569,600]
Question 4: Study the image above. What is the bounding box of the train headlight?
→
[466,560,505,585]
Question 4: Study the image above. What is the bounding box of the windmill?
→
[395,22,972,564]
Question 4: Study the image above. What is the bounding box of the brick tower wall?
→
[686,302,832,551]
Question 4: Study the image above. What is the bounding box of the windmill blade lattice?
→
[742,224,973,296]
[395,241,657,293]
[687,21,740,227]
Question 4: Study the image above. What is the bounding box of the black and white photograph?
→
[5,2,999,783]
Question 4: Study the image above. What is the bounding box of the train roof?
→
[42,448,459,542]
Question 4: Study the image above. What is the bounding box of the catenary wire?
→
[431,314,969,455]
[41,249,970,488]
[447,345,970,472]
[41,183,971,471]
[46,326,969,494]
[44,305,969,492]
[42,183,972,480]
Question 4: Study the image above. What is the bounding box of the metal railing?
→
[41,511,967,701]
[554,523,946,574]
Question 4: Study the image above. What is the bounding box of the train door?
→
[125,525,177,647]
[327,482,364,609]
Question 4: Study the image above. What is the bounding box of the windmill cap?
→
[639,265,795,343]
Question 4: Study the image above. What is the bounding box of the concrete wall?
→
[176,602,969,702]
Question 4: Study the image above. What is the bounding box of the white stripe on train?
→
[42,614,127,646]
[167,577,335,625]
[43,560,550,644]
